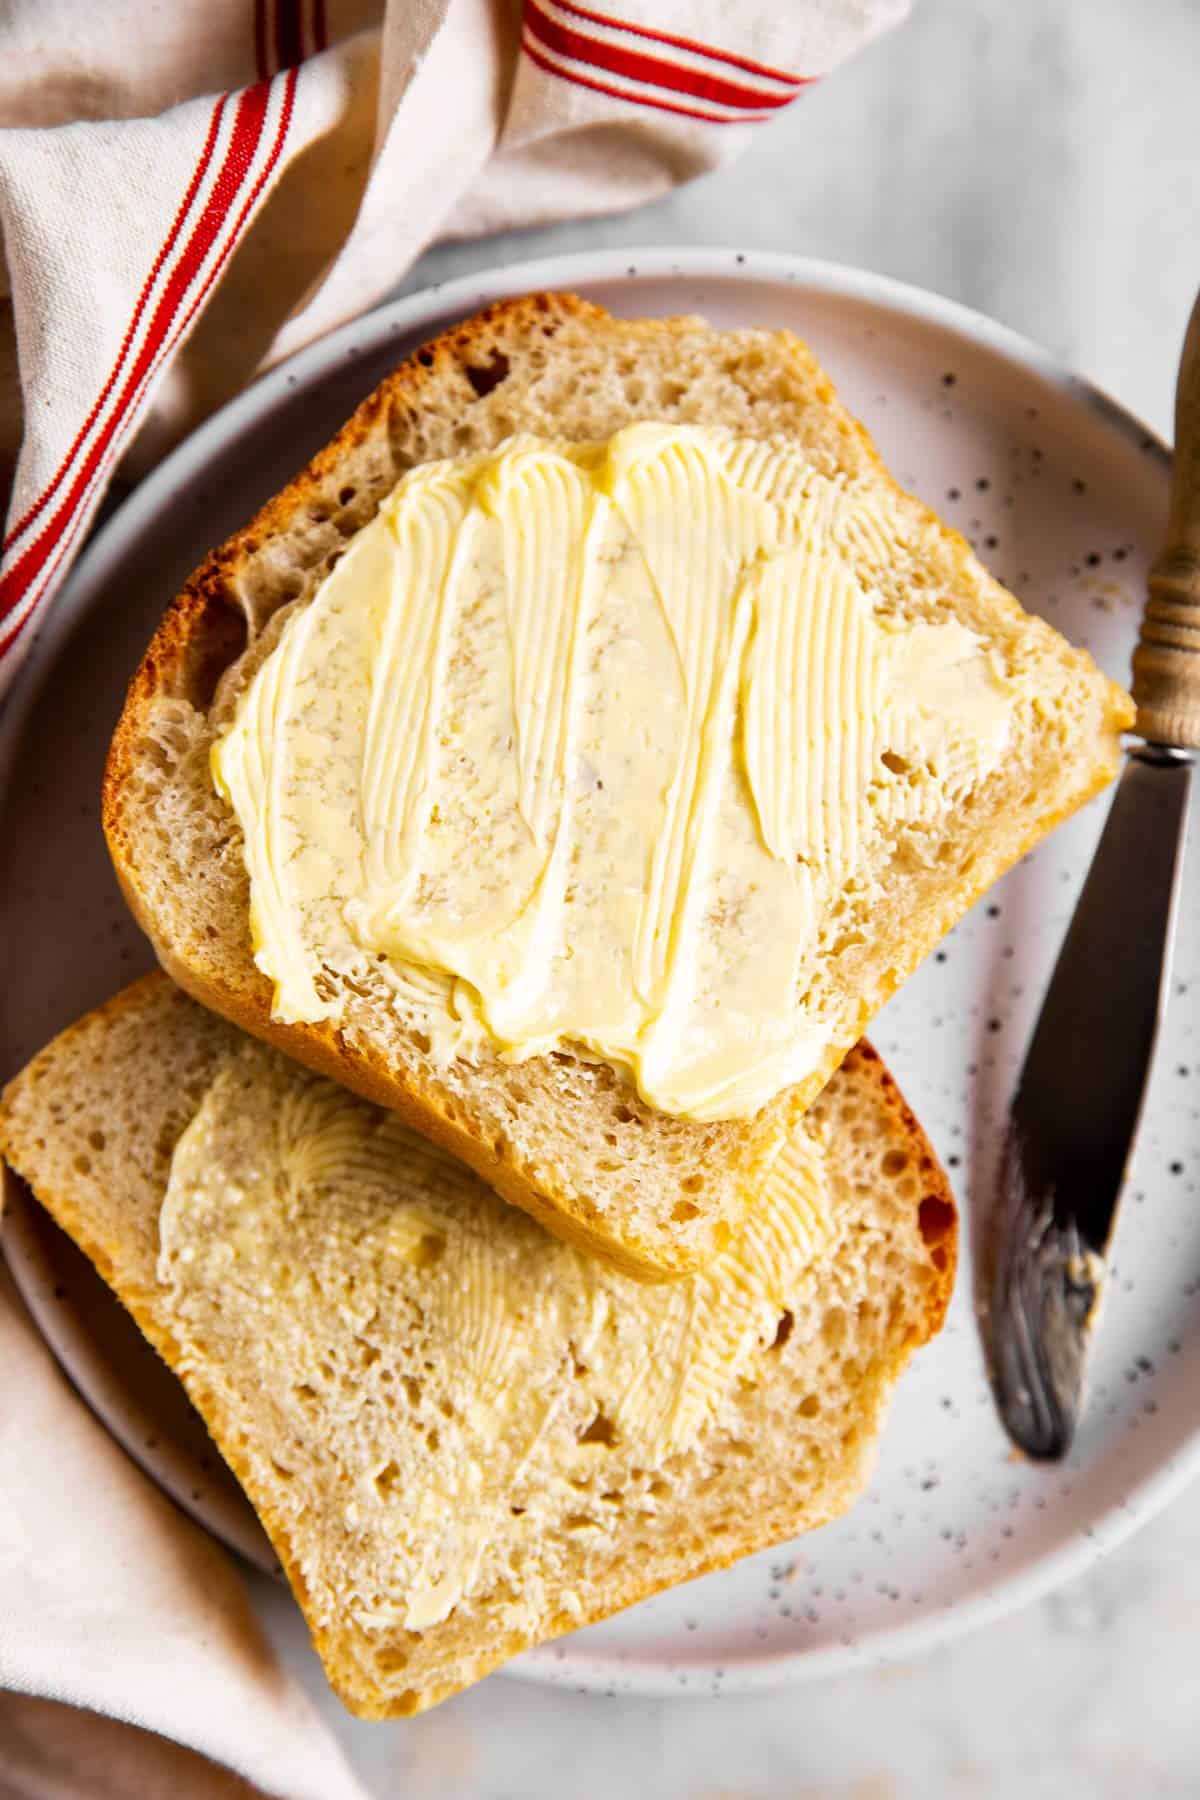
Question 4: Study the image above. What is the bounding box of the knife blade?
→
[989,748,1192,1458]
[988,289,1200,1460]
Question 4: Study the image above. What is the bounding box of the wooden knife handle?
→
[1132,289,1200,748]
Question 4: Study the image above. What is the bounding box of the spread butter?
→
[159,1048,833,1630]
[213,425,1014,1120]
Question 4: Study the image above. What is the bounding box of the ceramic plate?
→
[3,250,1196,1699]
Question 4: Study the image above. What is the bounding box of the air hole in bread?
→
[770,1309,794,1351]
[672,1199,700,1222]
[797,1394,820,1418]
[881,1149,908,1177]
[373,1458,401,1495]
[189,603,250,709]
[338,485,357,505]
[918,1194,954,1248]
[577,1410,616,1447]
[411,1231,445,1268]
[403,1375,423,1407]
[465,352,510,398]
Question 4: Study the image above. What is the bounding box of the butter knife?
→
[988,291,1200,1460]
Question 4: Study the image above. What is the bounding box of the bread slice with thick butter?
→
[0,973,955,1718]
[103,294,1132,1279]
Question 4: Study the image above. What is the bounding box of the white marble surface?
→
[265,2,1200,1791]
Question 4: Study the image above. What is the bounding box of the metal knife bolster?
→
[990,746,1193,1458]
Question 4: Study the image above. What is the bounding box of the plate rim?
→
[0,244,1184,1698]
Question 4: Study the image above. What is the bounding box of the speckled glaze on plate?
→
[2,250,1195,1699]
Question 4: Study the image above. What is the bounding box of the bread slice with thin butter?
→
[103,294,1132,1280]
[0,973,955,1717]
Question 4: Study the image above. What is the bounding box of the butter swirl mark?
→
[213,423,1016,1121]
[607,1114,832,1454]
[159,1050,835,1628]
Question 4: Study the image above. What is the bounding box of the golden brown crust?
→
[839,1040,958,1330]
[1,973,956,1717]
